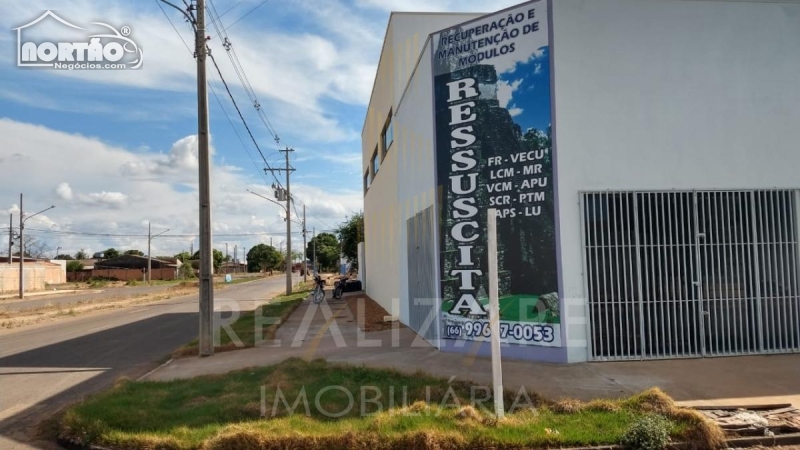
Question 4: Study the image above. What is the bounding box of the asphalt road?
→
[0,274,298,450]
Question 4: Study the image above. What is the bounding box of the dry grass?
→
[0,277,262,330]
[0,288,194,329]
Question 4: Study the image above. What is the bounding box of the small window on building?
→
[382,113,394,157]
[364,169,371,193]
[372,147,380,175]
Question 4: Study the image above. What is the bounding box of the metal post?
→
[303,204,307,282]
[196,0,214,357]
[18,194,23,299]
[487,208,504,419]
[147,222,152,285]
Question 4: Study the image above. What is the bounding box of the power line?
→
[22,227,301,238]
[156,0,280,188]
[214,0,248,22]
[206,50,283,188]
[212,0,270,37]
[206,0,288,184]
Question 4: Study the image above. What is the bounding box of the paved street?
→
[0,275,298,450]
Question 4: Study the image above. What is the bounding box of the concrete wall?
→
[0,263,66,293]
[66,268,176,282]
[362,12,482,318]
[551,0,800,362]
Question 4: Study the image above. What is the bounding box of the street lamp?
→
[19,194,55,299]
[247,189,307,291]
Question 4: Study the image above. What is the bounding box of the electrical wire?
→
[212,0,270,37]
[206,0,289,186]
[156,0,270,186]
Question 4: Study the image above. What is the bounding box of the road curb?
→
[137,358,173,381]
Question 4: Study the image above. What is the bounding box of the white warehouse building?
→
[361,0,800,363]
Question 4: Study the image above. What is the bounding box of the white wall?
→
[363,13,482,320]
[552,0,800,362]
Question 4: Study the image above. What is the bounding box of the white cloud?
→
[497,79,522,109]
[0,118,362,256]
[56,182,74,200]
[354,0,519,13]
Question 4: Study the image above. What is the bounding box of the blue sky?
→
[0,0,521,258]
[500,47,551,135]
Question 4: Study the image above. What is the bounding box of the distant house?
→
[218,261,247,274]
[95,255,178,270]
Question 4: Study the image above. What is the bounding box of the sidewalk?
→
[0,289,84,300]
[146,291,800,406]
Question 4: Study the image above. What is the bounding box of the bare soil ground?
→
[0,285,198,329]
[345,293,402,332]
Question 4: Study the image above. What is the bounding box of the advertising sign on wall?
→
[432,0,560,347]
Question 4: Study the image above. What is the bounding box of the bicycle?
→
[313,275,326,304]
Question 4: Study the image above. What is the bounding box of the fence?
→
[582,190,800,360]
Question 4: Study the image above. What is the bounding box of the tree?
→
[173,251,192,263]
[103,248,120,259]
[55,254,74,260]
[66,261,84,272]
[337,212,363,269]
[12,235,49,259]
[247,244,282,273]
[192,249,225,270]
[125,249,144,256]
[306,232,340,272]
[74,249,89,260]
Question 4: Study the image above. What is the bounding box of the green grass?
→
[59,359,720,450]
[442,294,559,323]
[174,284,310,357]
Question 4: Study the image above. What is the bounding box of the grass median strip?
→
[58,358,724,450]
[174,285,310,357]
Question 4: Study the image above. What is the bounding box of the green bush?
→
[66,261,84,272]
[621,415,671,450]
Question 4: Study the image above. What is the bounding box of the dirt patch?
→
[346,294,403,332]
[0,286,197,329]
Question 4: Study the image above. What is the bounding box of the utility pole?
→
[148,222,151,283]
[264,147,295,295]
[7,213,12,265]
[18,194,22,297]
[234,245,237,273]
[302,204,307,282]
[281,147,294,295]
[196,0,214,357]
[147,222,169,285]
[270,237,273,248]
[225,242,229,272]
[243,246,246,273]
[313,226,317,276]
[17,194,55,299]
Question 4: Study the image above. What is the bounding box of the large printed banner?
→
[432,0,560,347]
